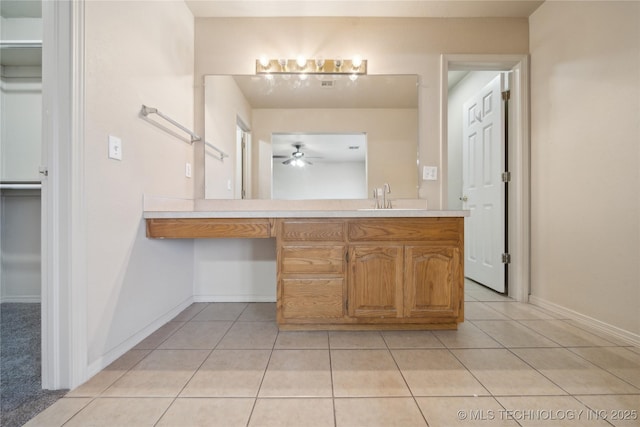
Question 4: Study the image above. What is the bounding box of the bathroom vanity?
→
[144,198,468,330]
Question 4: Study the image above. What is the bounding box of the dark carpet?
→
[1,303,67,426]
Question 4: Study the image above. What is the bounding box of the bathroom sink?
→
[356,208,426,211]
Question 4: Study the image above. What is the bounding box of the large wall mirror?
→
[204,74,419,200]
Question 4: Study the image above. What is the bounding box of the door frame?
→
[440,54,530,302]
[41,0,87,389]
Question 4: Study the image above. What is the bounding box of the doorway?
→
[236,120,251,199]
[450,72,508,293]
[441,55,530,302]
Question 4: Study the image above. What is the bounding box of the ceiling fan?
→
[273,143,315,167]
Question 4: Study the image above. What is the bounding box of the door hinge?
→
[501,171,511,183]
[502,90,511,101]
[502,253,511,264]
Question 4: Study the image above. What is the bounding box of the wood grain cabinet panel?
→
[280,221,345,241]
[348,245,403,318]
[281,245,345,274]
[348,218,461,242]
[281,278,345,319]
[404,246,461,319]
[146,218,272,239]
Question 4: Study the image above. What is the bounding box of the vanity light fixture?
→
[256,56,367,75]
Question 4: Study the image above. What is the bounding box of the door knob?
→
[459,195,468,202]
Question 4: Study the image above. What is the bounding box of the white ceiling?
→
[0,0,543,20]
[186,0,544,18]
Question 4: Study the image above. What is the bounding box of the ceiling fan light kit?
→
[276,143,313,167]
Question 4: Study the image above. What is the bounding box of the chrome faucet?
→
[373,184,392,209]
[383,183,392,209]
[373,188,382,209]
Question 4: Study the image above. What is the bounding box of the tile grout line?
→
[153,303,242,426]
[383,332,430,426]
[244,315,279,427]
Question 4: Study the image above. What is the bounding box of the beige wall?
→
[529,1,640,336]
[194,17,529,206]
[84,1,195,367]
[204,75,252,198]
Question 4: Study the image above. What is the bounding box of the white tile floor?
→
[26,280,640,426]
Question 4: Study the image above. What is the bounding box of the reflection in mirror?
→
[204,74,419,200]
[272,133,367,200]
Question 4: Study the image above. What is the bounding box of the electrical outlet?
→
[108,135,122,160]
[422,166,438,181]
[185,162,192,178]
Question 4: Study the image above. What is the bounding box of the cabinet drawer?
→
[280,220,345,241]
[146,218,271,239]
[281,278,344,319]
[281,245,346,274]
[348,218,462,242]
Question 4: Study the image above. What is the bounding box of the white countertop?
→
[142,196,470,219]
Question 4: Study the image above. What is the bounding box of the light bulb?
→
[259,56,270,68]
[352,55,363,69]
[296,55,307,69]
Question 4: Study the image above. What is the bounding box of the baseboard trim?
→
[84,296,194,382]
[529,295,640,347]
[0,295,41,304]
[193,295,276,303]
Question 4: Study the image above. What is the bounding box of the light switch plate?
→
[108,135,122,160]
[423,166,438,181]
[185,162,192,178]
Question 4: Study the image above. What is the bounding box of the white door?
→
[462,74,506,293]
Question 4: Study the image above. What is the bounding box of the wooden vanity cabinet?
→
[276,217,464,330]
[276,220,348,324]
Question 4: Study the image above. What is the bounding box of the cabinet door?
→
[404,246,461,318]
[348,245,403,318]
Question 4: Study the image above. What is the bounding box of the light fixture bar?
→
[256,58,367,75]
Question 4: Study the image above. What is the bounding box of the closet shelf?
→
[0,182,42,190]
[1,40,42,67]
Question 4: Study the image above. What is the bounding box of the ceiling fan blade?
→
[272,155,288,159]
[282,158,294,165]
